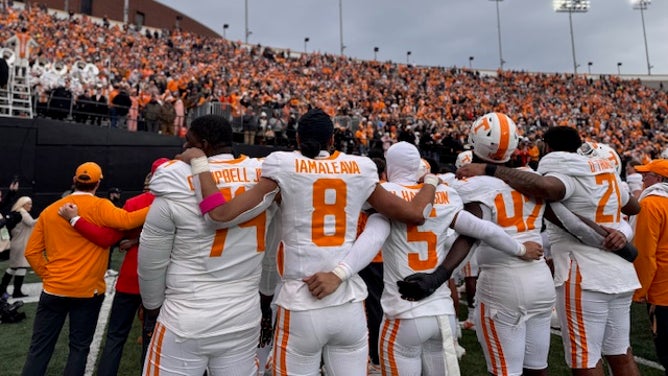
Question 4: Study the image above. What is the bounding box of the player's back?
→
[380,182,462,319]
[537,151,638,293]
[149,155,275,337]
[261,150,379,310]
[455,171,545,268]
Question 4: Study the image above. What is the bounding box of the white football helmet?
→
[455,150,473,169]
[468,112,519,163]
[577,141,622,175]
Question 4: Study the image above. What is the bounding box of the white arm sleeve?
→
[452,210,524,257]
[618,219,634,242]
[335,213,391,280]
[259,212,281,296]
[549,202,605,248]
[138,197,176,310]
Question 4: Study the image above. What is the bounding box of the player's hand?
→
[119,238,138,252]
[175,147,206,164]
[397,273,438,301]
[58,203,79,220]
[259,293,273,348]
[9,181,19,191]
[303,272,342,299]
[600,225,626,251]
[456,163,486,179]
[519,241,543,261]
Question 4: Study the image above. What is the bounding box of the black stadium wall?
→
[0,118,279,213]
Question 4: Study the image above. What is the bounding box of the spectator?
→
[21,162,149,376]
[158,95,177,135]
[0,195,36,299]
[242,106,259,145]
[632,159,668,372]
[60,158,170,376]
[111,84,132,129]
[143,94,161,133]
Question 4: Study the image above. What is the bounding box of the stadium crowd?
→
[1,4,668,374]
[0,4,666,164]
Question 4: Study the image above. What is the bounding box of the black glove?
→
[397,273,439,301]
[397,269,450,301]
[613,242,638,263]
[258,293,273,348]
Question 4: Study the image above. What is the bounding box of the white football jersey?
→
[537,152,639,293]
[139,154,276,338]
[261,150,379,310]
[380,182,462,319]
[455,171,545,268]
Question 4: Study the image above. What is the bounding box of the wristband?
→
[484,164,498,177]
[423,174,439,188]
[69,216,81,226]
[199,192,226,214]
[331,263,351,281]
[191,156,210,175]
[517,244,526,257]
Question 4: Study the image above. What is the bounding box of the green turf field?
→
[0,252,664,375]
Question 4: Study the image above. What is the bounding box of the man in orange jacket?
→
[22,162,148,376]
[632,159,668,372]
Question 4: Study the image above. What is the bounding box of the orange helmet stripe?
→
[491,113,511,160]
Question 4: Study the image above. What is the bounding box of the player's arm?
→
[177,148,279,226]
[57,203,125,247]
[457,163,565,202]
[545,202,638,262]
[304,213,391,299]
[621,195,641,216]
[95,200,149,230]
[452,204,543,260]
[367,175,438,225]
[138,197,176,311]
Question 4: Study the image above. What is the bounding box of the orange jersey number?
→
[209,186,267,257]
[494,191,544,232]
[407,210,437,271]
[595,173,622,223]
[312,178,347,247]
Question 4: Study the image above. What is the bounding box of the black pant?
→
[22,292,104,376]
[359,262,384,365]
[97,292,143,376]
[649,304,668,375]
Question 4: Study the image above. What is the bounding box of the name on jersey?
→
[294,159,361,174]
[399,190,450,204]
[186,168,261,190]
[587,159,613,173]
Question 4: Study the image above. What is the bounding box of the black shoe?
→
[12,291,28,298]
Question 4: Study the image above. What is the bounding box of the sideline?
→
[85,274,118,375]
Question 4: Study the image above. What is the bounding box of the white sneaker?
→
[456,343,466,359]
[550,307,561,330]
[105,269,119,277]
[368,363,382,375]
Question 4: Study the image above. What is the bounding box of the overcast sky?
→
[156,0,667,76]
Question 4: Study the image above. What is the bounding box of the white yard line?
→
[84,275,117,376]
